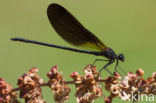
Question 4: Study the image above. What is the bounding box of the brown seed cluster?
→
[70,64,103,103]
[0,78,18,103]
[1,65,156,103]
[47,65,71,103]
[17,67,45,103]
[104,68,156,102]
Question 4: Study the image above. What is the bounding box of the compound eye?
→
[118,54,125,62]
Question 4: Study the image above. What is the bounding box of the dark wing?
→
[47,3,107,51]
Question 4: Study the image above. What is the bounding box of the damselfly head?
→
[118,53,125,62]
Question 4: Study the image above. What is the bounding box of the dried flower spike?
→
[47,65,71,103]
[0,78,18,103]
[17,67,45,103]
[71,64,103,103]
[104,68,156,102]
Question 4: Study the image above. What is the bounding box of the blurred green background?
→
[0,0,156,102]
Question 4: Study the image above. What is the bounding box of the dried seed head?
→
[152,72,156,82]
[71,65,102,103]
[17,68,45,103]
[0,78,17,102]
[136,68,144,77]
[47,65,70,103]
[114,72,121,79]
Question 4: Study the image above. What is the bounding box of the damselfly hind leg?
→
[98,61,114,76]
[92,59,109,65]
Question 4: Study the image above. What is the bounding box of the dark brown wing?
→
[47,3,107,51]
